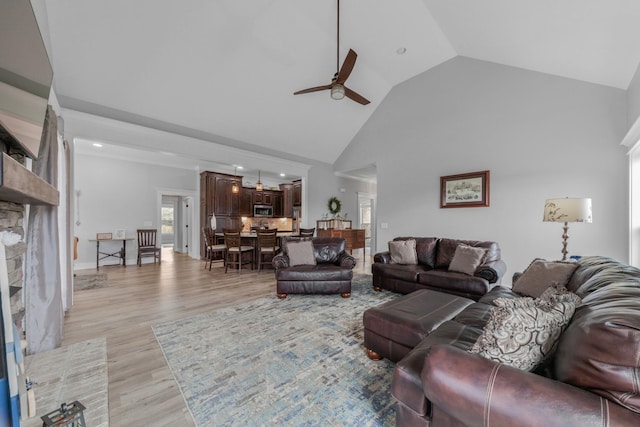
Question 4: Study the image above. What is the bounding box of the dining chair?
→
[256,229,280,272]
[299,228,315,237]
[202,227,226,270]
[223,228,254,273]
[137,229,161,266]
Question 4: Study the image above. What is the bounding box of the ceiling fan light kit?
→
[331,84,346,100]
[293,0,370,105]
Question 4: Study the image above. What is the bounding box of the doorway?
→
[157,189,196,258]
[357,192,376,254]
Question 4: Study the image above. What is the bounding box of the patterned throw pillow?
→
[538,283,582,305]
[389,239,418,265]
[469,296,578,371]
[512,259,578,298]
[287,240,317,266]
[448,244,488,275]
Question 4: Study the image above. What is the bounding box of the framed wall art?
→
[440,170,490,208]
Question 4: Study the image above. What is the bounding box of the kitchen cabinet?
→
[292,179,301,206]
[240,188,253,216]
[254,191,272,205]
[273,192,283,217]
[280,183,293,217]
[200,171,242,257]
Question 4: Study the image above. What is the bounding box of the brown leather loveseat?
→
[273,237,356,298]
[372,237,507,300]
[386,256,640,426]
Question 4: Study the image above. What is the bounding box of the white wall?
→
[627,63,640,127]
[74,152,197,269]
[335,57,629,278]
[305,164,376,231]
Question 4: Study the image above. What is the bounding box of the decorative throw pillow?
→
[448,244,488,276]
[389,239,418,265]
[286,240,317,266]
[469,297,578,371]
[537,283,582,305]
[512,259,578,298]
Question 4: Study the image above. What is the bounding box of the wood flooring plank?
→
[62,247,372,426]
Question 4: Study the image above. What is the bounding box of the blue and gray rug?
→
[153,275,398,427]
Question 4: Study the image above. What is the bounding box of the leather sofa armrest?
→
[373,251,391,264]
[273,254,289,270]
[337,252,356,269]
[422,345,640,427]
[475,259,506,284]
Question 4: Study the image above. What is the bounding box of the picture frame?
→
[114,229,126,239]
[440,170,490,208]
[96,232,112,240]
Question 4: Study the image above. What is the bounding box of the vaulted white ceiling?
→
[40,0,640,166]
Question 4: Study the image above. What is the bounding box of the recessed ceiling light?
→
[280,173,286,177]
[236,165,244,170]
[396,47,407,55]
[92,143,103,148]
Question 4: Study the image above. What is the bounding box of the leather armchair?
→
[273,237,356,298]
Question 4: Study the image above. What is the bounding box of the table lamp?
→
[543,197,592,261]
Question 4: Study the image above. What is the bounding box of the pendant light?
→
[231,167,239,194]
[256,170,263,192]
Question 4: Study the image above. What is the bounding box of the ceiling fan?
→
[293,0,370,105]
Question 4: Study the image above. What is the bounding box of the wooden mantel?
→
[0,153,58,205]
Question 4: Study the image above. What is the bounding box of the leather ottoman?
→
[363,289,473,362]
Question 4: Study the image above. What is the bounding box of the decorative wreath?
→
[328,197,342,215]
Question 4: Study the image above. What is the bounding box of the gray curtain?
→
[25,106,63,354]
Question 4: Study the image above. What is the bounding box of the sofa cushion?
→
[448,244,488,275]
[512,258,578,298]
[389,239,418,265]
[275,265,352,281]
[418,270,491,297]
[392,237,439,267]
[554,282,640,413]
[373,263,431,283]
[435,239,499,269]
[286,240,317,266]
[469,297,578,371]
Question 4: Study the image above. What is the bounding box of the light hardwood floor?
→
[63,247,372,426]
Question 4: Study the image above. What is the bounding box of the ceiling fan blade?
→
[293,84,332,95]
[335,49,357,85]
[344,87,370,105]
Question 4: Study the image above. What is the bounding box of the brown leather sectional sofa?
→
[372,237,507,300]
[368,256,640,426]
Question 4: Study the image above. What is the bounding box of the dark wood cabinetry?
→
[253,191,272,205]
[240,189,252,216]
[273,192,283,217]
[292,179,302,206]
[200,171,242,257]
[280,183,293,218]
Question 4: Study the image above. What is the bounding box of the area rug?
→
[23,337,109,427]
[153,275,398,427]
[74,271,108,290]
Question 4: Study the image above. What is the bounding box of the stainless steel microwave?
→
[253,205,273,217]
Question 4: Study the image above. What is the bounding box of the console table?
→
[316,228,366,266]
[89,238,134,270]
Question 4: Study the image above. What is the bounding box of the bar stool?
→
[223,228,254,272]
[202,227,226,270]
[256,229,279,272]
[299,228,315,237]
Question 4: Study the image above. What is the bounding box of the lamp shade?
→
[543,198,592,223]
